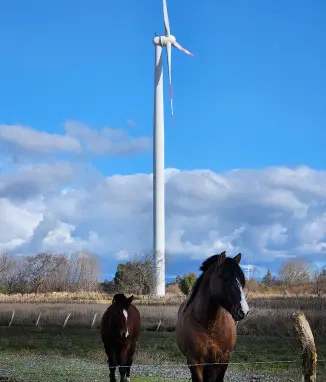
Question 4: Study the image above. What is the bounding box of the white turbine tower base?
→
[153,39,165,297]
[152,0,194,297]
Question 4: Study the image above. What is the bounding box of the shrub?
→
[178,272,197,296]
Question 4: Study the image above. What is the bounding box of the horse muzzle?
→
[120,331,129,339]
[233,308,249,321]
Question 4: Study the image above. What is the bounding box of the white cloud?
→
[0,124,81,154]
[64,120,151,156]
[0,121,151,161]
[0,198,43,252]
[1,162,326,271]
[127,120,137,127]
[116,250,130,260]
[241,264,268,279]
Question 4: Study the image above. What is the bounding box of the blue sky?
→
[1,0,325,173]
[0,0,326,281]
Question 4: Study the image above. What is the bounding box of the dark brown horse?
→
[176,251,250,382]
[100,293,141,382]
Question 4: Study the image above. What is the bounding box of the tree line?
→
[260,259,326,296]
[102,256,326,297]
[0,251,325,296]
[0,251,100,295]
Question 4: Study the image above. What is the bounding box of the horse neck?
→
[192,275,222,327]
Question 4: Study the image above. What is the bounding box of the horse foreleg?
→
[189,365,203,382]
[203,363,229,382]
[125,355,134,382]
[203,364,221,382]
[214,365,228,382]
[107,354,117,382]
[119,345,135,382]
[119,358,132,382]
[186,353,203,382]
[118,365,127,382]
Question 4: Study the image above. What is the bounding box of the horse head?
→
[111,293,134,339]
[204,251,250,321]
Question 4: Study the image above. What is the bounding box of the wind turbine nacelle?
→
[152,35,176,47]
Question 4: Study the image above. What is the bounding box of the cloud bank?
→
[0,121,151,162]
[1,153,326,270]
[0,122,325,278]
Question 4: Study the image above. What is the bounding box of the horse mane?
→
[200,254,220,272]
[184,254,221,310]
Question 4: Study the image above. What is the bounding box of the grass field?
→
[1,327,325,381]
[1,295,325,337]
[0,294,325,380]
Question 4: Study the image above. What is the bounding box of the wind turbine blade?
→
[172,41,194,56]
[166,40,174,128]
[163,0,170,36]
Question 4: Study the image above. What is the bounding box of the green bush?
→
[178,272,197,296]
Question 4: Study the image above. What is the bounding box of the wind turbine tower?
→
[152,0,194,296]
[243,261,251,281]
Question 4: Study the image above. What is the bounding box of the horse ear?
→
[233,253,242,264]
[127,295,134,304]
[218,251,227,266]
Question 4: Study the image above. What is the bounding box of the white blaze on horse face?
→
[236,279,249,316]
[123,309,129,337]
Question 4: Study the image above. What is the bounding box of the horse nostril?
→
[238,308,249,319]
[237,309,245,319]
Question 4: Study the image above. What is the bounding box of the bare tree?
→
[134,251,159,297]
[278,259,312,285]
[114,251,168,296]
[26,253,66,294]
[0,252,101,294]
[5,256,30,295]
[312,267,326,296]
[0,253,15,275]
[68,251,100,292]
[0,253,17,293]
[44,255,71,292]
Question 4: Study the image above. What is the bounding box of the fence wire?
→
[109,359,326,367]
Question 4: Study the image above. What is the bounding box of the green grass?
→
[0,353,160,382]
[0,327,325,381]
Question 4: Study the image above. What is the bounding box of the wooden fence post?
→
[62,313,71,328]
[8,311,15,327]
[156,319,162,332]
[91,313,97,328]
[292,312,317,382]
[36,313,42,327]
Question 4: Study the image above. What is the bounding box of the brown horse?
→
[100,293,141,382]
[176,251,250,382]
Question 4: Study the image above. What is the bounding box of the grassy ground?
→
[0,291,324,305]
[0,327,325,381]
[1,295,325,380]
[1,296,325,337]
[0,292,184,305]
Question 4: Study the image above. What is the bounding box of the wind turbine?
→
[152,0,194,296]
[242,259,251,281]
